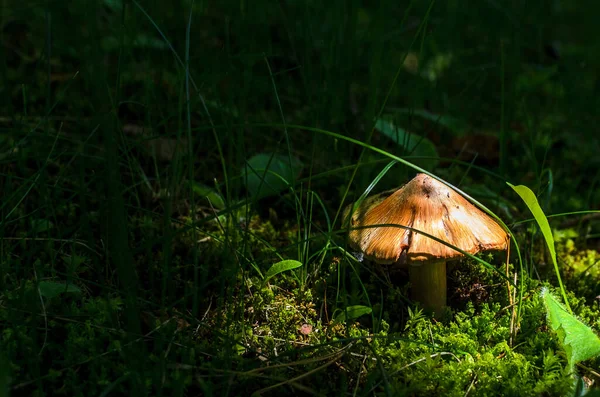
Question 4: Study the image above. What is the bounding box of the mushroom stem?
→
[409,261,446,315]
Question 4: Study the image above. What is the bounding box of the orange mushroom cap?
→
[345,173,509,265]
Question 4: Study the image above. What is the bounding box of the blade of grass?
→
[508,182,571,313]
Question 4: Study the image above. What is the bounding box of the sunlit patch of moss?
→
[554,228,579,247]
[447,303,510,348]
[348,294,574,396]
[251,291,318,353]
[177,217,594,395]
[385,346,522,395]
[191,269,583,396]
[555,231,600,303]
[322,316,561,395]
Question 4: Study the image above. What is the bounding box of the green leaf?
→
[421,53,454,82]
[244,153,303,199]
[102,0,122,13]
[264,260,303,283]
[191,182,225,209]
[507,183,556,265]
[101,35,169,51]
[508,182,571,312]
[464,184,518,215]
[62,254,87,269]
[334,305,372,323]
[375,118,438,168]
[541,288,600,369]
[391,108,468,136]
[38,281,82,299]
[31,219,53,233]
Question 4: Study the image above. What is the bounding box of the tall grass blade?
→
[508,182,571,312]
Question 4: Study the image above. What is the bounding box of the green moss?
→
[343,299,572,396]
[562,247,600,302]
[5,208,593,396]
[199,269,578,395]
[250,288,318,352]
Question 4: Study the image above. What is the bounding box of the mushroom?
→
[344,173,509,315]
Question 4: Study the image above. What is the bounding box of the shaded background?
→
[1,0,600,395]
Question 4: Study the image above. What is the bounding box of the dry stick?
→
[513,272,518,325]
[0,237,101,257]
[353,354,369,396]
[464,374,478,397]
[497,293,532,317]
[253,335,313,347]
[33,267,48,356]
[254,354,343,396]
[505,239,513,308]
[504,238,517,347]
[577,363,600,380]
[508,271,518,347]
[323,279,329,323]
[244,344,353,375]
[559,212,600,228]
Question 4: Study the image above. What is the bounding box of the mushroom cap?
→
[345,173,509,265]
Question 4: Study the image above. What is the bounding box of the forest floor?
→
[1,1,600,396]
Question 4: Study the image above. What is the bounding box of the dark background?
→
[1,1,599,395]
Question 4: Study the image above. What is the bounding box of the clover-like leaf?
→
[541,288,600,370]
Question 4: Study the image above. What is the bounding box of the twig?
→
[509,272,518,347]
[464,374,477,396]
[559,213,600,228]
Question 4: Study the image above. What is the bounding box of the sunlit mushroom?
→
[344,173,509,315]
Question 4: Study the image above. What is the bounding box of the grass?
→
[1,0,600,396]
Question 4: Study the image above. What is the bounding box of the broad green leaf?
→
[38,281,81,299]
[62,254,87,268]
[508,182,571,312]
[516,65,558,94]
[541,288,600,369]
[464,184,518,217]
[244,153,303,199]
[264,260,303,282]
[101,35,169,51]
[205,99,240,118]
[334,305,372,323]
[31,219,53,233]
[102,0,122,12]
[391,108,468,136]
[191,182,225,209]
[421,53,454,82]
[375,118,438,168]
